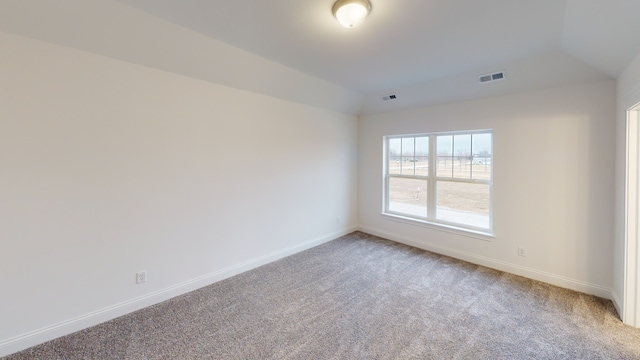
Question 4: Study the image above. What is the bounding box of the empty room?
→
[2,0,640,358]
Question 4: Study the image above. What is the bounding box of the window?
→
[384,130,492,234]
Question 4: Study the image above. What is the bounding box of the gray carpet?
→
[5,231,640,359]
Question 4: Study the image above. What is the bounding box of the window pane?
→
[401,137,415,175]
[402,158,416,175]
[388,177,427,218]
[402,137,415,157]
[415,137,429,176]
[388,138,402,175]
[453,134,471,179]
[436,181,490,229]
[472,133,492,180]
[415,137,429,156]
[437,135,453,178]
[415,156,429,176]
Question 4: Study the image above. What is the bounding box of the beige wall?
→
[359,80,616,298]
[0,32,358,355]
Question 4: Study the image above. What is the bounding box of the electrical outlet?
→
[336,217,341,225]
[136,271,147,284]
[517,247,526,257]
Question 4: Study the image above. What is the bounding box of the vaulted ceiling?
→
[2,0,640,114]
[115,0,640,92]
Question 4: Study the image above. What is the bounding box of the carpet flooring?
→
[5,231,640,359]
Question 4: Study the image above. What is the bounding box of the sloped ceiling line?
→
[1,0,639,115]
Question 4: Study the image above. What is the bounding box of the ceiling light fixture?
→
[332,0,372,28]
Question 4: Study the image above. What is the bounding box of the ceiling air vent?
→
[382,94,397,101]
[478,71,506,84]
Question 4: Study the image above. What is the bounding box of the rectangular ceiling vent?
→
[382,94,397,101]
[478,71,506,84]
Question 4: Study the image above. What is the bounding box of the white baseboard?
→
[0,226,357,358]
[359,225,616,301]
[611,290,624,319]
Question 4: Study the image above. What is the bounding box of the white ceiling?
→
[2,0,640,114]
[113,0,639,93]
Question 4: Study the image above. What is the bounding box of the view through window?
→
[385,130,492,233]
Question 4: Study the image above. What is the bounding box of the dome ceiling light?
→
[332,0,372,28]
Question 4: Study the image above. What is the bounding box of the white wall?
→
[614,50,640,323]
[359,80,616,298]
[0,0,364,115]
[0,32,358,356]
[360,50,609,115]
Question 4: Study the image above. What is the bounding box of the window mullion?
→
[427,134,437,220]
[413,137,416,175]
[451,136,455,178]
[399,139,403,175]
[434,177,491,185]
[470,135,474,179]
[384,137,390,213]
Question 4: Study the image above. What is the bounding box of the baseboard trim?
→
[611,290,624,320]
[359,225,615,300]
[0,226,357,358]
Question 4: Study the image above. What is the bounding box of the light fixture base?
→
[332,0,372,28]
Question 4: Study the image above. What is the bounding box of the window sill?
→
[381,213,494,242]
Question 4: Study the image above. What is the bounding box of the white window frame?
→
[383,129,493,236]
